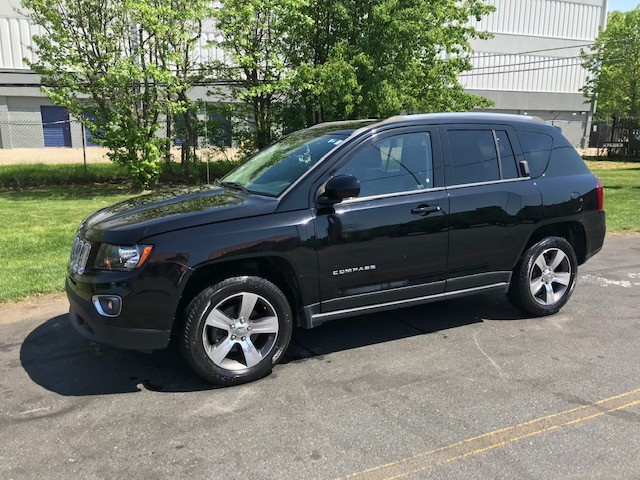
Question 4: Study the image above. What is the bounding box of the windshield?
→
[222,128,354,197]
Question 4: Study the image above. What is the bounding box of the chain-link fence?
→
[0,118,238,168]
[0,119,109,165]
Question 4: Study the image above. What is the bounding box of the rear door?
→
[313,126,450,312]
[441,124,542,291]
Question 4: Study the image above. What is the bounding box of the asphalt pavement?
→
[1,234,639,479]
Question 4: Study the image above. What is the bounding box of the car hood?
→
[79,185,279,244]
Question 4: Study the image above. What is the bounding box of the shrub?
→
[0,160,240,189]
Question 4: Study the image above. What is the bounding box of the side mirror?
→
[519,160,530,177]
[318,175,361,206]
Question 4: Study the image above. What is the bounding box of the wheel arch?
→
[520,221,587,266]
[173,256,304,335]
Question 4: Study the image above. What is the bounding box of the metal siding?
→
[462,54,588,94]
[2,13,222,70]
[0,15,40,69]
[194,30,225,65]
[475,0,602,41]
[0,17,11,68]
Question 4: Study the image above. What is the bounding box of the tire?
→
[180,276,293,386]
[507,236,578,317]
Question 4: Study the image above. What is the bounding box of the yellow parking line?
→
[338,388,640,480]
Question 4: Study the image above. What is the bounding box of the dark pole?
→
[81,122,88,177]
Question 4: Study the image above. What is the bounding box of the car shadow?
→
[20,292,526,396]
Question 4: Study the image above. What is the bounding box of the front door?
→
[314,127,449,313]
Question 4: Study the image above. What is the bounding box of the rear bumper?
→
[584,211,606,263]
[66,277,171,351]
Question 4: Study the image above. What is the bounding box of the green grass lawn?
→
[586,161,640,233]
[0,185,136,303]
[0,160,638,304]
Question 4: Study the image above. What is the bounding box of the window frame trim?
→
[492,129,504,180]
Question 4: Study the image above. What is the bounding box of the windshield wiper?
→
[218,180,249,195]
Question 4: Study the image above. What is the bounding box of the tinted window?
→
[517,131,553,178]
[336,132,433,197]
[495,130,518,179]
[448,130,500,185]
[545,147,591,177]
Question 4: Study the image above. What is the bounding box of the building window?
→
[205,105,232,148]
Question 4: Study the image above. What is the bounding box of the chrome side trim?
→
[325,173,529,206]
[311,282,508,324]
[326,280,443,303]
[446,177,528,191]
[340,187,447,205]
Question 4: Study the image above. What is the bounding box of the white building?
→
[0,0,607,150]
[465,0,608,146]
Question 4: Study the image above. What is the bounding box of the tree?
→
[211,0,310,150]
[22,0,210,188]
[289,0,494,123]
[213,0,494,149]
[157,0,213,170]
[582,7,640,122]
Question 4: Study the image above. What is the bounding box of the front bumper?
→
[66,276,171,351]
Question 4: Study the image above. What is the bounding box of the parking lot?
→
[1,234,639,479]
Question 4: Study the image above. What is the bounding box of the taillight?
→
[596,177,604,211]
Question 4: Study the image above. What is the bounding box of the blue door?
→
[83,112,98,146]
[41,106,72,147]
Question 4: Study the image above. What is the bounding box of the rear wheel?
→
[508,236,578,317]
[181,276,293,386]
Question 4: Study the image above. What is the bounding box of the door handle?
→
[411,205,442,216]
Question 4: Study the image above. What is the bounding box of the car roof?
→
[378,112,546,125]
[310,113,547,137]
[304,119,379,136]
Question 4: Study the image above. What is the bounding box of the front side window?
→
[335,132,433,198]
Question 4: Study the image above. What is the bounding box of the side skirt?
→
[302,282,509,329]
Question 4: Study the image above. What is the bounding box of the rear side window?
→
[517,131,552,178]
[545,147,591,177]
[448,130,500,185]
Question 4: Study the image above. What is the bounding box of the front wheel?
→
[508,236,578,317]
[181,276,293,386]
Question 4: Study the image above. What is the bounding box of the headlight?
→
[95,244,153,271]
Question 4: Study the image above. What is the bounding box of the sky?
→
[608,0,639,12]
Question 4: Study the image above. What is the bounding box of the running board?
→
[307,282,509,328]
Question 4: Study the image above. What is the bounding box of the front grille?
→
[70,236,91,275]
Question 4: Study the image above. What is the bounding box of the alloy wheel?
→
[529,248,572,306]
[202,292,279,371]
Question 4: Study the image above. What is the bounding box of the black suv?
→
[67,113,606,385]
